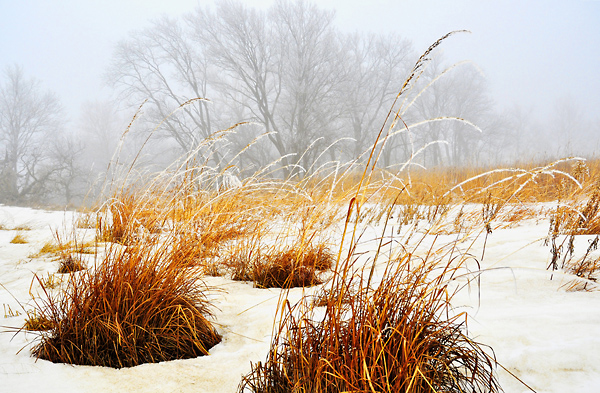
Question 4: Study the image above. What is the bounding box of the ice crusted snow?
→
[1,204,599,392]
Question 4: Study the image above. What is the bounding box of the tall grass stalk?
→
[239,32,502,393]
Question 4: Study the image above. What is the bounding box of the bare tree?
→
[78,100,127,172]
[410,58,495,167]
[270,0,345,172]
[106,16,217,158]
[49,132,87,205]
[0,65,65,204]
[339,32,415,160]
[107,1,501,177]
[548,95,590,157]
[187,0,289,171]
[187,0,352,176]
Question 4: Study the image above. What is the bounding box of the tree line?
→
[0,0,596,206]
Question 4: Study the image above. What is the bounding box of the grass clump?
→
[56,254,86,274]
[31,238,221,368]
[36,241,62,255]
[229,241,334,288]
[239,253,500,393]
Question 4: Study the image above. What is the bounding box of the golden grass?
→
[227,240,335,288]
[31,238,221,368]
[240,255,499,393]
[3,304,22,318]
[10,232,28,244]
[22,31,600,386]
[31,239,97,259]
[240,33,504,392]
[23,310,54,331]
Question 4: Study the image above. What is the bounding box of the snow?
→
[1,204,600,392]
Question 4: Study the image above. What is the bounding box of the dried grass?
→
[228,241,334,289]
[240,252,499,393]
[240,33,501,392]
[31,238,221,368]
[10,232,28,244]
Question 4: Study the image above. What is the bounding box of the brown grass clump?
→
[56,254,86,274]
[228,241,334,289]
[31,238,221,368]
[239,253,499,393]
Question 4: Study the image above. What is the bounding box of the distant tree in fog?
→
[0,65,65,204]
[410,58,495,167]
[107,0,417,177]
[188,0,349,176]
[187,0,283,170]
[106,16,219,162]
[490,105,540,164]
[78,100,126,172]
[339,32,415,160]
[107,0,507,176]
[549,95,590,157]
[49,132,87,205]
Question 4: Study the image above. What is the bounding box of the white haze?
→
[1,0,599,123]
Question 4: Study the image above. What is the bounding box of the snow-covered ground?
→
[1,204,599,392]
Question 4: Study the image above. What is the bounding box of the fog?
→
[2,0,598,119]
[0,0,599,205]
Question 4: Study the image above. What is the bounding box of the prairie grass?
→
[544,174,600,290]
[56,254,86,274]
[227,240,334,288]
[239,32,502,393]
[35,241,62,256]
[24,310,55,331]
[39,272,62,289]
[32,239,96,258]
[240,253,499,393]
[31,238,221,368]
[26,30,600,386]
[3,304,22,318]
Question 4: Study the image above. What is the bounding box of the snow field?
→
[0,205,599,392]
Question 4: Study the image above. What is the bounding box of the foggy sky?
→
[1,0,599,125]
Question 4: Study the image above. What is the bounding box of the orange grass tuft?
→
[240,253,500,393]
[9,232,28,244]
[227,240,334,289]
[31,238,221,368]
